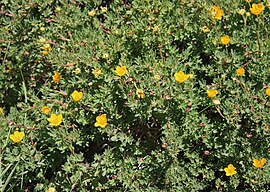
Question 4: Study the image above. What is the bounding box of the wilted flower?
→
[10,131,25,143]
[188,74,193,79]
[41,106,51,115]
[41,43,52,55]
[38,37,46,43]
[201,26,210,33]
[88,10,96,17]
[211,5,224,20]
[236,67,245,76]
[153,25,160,32]
[101,6,108,13]
[224,164,237,176]
[6,66,12,73]
[115,66,127,76]
[102,53,109,59]
[94,114,107,128]
[47,187,57,192]
[207,90,218,98]
[221,35,230,45]
[52,71,61,83]
[154,74,161,81]
[212,99,220,105]
[250,3,265,15]
[238,9,246,15]
[56,7,61,12]
[253,158,267,169]
[71,90,83,102]
[92,68,102,77]
[174,71,190,83]
[47,114,62,126]
[73,68,81,74]
[137,89,145,99]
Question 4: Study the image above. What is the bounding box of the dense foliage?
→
[1,0,270,191]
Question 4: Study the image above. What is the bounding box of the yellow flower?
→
[88,10,96,16]
[92,68,102,77]
[245,0,251,2]
[207,89,218,98]
[115,66,127,76]
[71,90,83,102]
[154,74,161,81]
[266,88,270,96]
[41,106,51,115]
[101,6,108,13]
[137,89,145,99]
[236,67,245,76]
[201,26,210,33]
[174,71,190,83]
[250,3,265,15]
[0,107,3,115]
[47,187,57,192]
[253,158,267,169]
[47,114,62,126]
[211,5,224,20]
[221,35,230,45]
[10,131,25,143]
[224,164,237,176]
[52,71,61,83]
[246,12,251,16]
[94,114,107,128]
[267,2,270,7]
[40,27,46,31]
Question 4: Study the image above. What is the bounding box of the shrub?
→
[1,0,270,191]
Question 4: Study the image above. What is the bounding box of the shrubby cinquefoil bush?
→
[1,0,270,191]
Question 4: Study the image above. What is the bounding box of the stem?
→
[198,105,211,114]
[243,15,246,27]
[257,16,261,51]
[257,169,261,185]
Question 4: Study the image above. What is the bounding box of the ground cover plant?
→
[1,0,270,191]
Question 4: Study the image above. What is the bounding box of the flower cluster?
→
[224,158,267,176]
[38,38,52,55]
